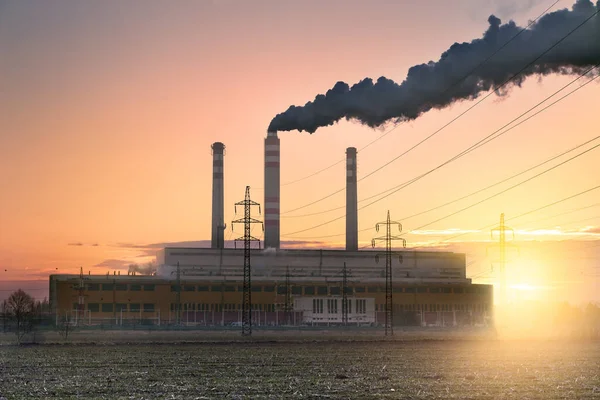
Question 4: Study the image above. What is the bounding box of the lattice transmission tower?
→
[73,267,87,326]
[372,211,406,336]
[489,213,518,306]
[175,261,181,325]
[341,262,350,326]
[284,266,292,325]
[232,186,263,336]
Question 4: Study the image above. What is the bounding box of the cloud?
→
[280,240,341,249]
[93,259,131,269]
[580,226,600,234]
[67,242,83,246]
[493,0,548,19]
[409,228,481,236]
[112,239,339,255]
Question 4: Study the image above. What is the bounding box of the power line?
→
[288,131,599,225]
[397,144,600,238]
[282,7,600,218]
[295,59,599,221]
[414,184,600,248]
[282,61,600,237]
[285,133,599,237]
[279,1,562,209]
[512,203,600,229]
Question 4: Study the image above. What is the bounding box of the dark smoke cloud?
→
[268,0,600,134]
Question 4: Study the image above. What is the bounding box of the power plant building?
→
[49,138,494,328]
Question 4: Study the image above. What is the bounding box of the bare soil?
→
[0,337,599,399]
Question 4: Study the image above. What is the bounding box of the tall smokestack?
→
[346,147,358,251]
[264,131,280,249]
[211,142,225,249]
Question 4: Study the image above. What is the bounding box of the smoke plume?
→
[268,0,599,134]
[128,262,157,275]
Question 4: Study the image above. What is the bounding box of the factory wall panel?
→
[50,274,493,326]
[161,248,467,280]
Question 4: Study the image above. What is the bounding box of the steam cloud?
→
[128,262,157,275]
[268,0,600,134]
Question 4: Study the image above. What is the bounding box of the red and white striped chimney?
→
[264,131,280,249]
[346,147,358,251]
[211,142,226,249]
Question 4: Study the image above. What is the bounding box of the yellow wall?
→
[51,276,493,317]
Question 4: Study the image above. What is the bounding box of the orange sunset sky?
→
[0,0,599,303]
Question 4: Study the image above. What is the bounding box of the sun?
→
[509,283,537,291]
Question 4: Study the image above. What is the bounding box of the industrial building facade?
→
[49,248,493,327]
[48,138,494,328]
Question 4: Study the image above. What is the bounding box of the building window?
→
[130,284,142,291]
[88,303,99,312]
[466,287,476,294]
[143,284,155,291]
[327,299,338,314]
[312,299,323,314]
[317,286,327,295]
[292,286,302,295]
[453,288,464,294]
[101,304,113,313]
[430,288,440,293]
[304,286,315,295]
[102,284,114,291]
[442,287,452,294]
[252,286,262,292]
[277,286,287,295]
[184,285,195,292]
[211,285,222,292]
[356,299,366,314]
[405,287,416,293]
[417,287,427,293]
[329,287,340,295]
[224,286,236,292]
[264,285,275,292]
[343,287,353,295]
[87,284,100,291]
[198,286,210,292]
[130,303,141,312]
[393,287,403,293]
[367,286,380,293]
[115,303,127,312]
[171,285,181,292]
[116,284,128,291]
[142,303,154,312]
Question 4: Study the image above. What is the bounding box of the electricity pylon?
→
[341,262,349,326]
[73,267,88,326]
[232,186,263,336]
[489,213,518,306]
[176,261,181,325]
[284,266,292,325]
[372,211,406,336]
